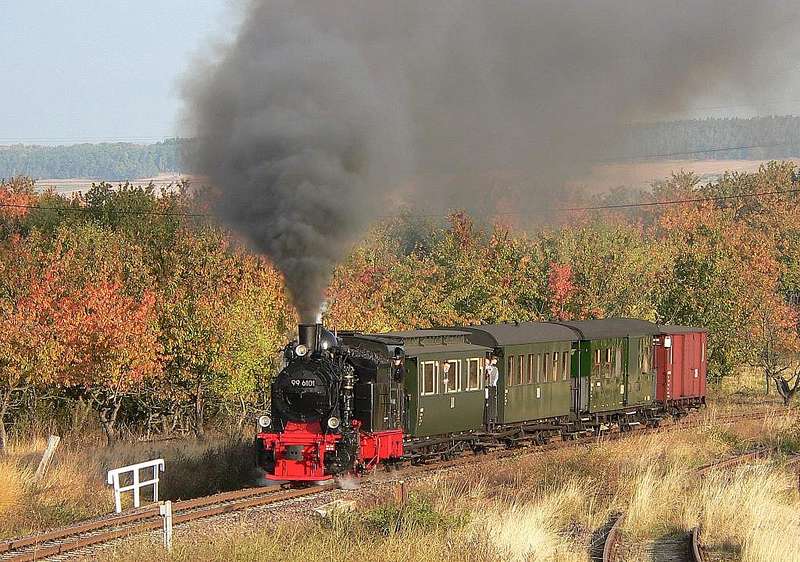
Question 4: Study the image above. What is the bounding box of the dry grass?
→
[2,386,797,561]
[710,366,793,409]
[0,438,114,537]
[94,409,798,562]
[694,464,800,562]
[472,483,590,562]
[0,431,259,539]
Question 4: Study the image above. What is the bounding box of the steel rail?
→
[601,513,625,562]
[689,527,704,562]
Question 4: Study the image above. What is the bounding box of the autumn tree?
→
[53,282,161,445]
[0,176,37,238]
[0,235,64,450]
[158,229,295,436]
[653,192,792,379]
[748,306,800,404]
[541,219,663,320]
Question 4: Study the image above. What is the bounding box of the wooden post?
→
[395,480,407,505]
[34,435,60,482]
[160,500,173,552]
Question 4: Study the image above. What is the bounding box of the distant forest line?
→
[1,116,799,181]
[0,138,186,181]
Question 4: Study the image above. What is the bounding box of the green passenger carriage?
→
[461,323,579,425]
[377,330,491,438]
[557,319,659,426]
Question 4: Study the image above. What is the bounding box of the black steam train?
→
[256,319,707,482]
[256,323,405,481]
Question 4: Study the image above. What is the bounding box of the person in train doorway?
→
[486,356,499,387]
[484,355,499,429]
[441,361,452,392]
[391,349,405,382]
[391,348,406,428]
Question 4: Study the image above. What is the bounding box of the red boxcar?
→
[654,325,707,410]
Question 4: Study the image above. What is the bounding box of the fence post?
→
[395,480,407,505]
[34,435,60,482]
[159,500,173,552]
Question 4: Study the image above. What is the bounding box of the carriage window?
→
[420,361,438,395]
[517,355,525,385]
[536,354,542,383]
[507,356,515,386]
[641,339,651,373]
[602,348,611,379]
[562,352,570,381]
[594,349,601,366]
[614,347,622,376]
[552,352,559,383]
[466,358,482,391]
[527,355,535,384]
[542,353,550,382]
[442,360,461,393]
[701,341,705,362]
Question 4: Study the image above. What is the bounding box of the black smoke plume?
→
[184,0,800,321]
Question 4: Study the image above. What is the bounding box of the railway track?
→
[388,407,775,482]
[0,484,335,562]
[0,407,780,561]
[600,444,792,562]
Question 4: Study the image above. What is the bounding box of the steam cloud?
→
[184,0,800,321]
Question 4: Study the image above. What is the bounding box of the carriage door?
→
[570,343,586,414]
[688,333,700,396]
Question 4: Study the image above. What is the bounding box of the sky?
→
[0,0,231,144]
[1,1,800,146]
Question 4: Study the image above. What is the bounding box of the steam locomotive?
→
[256,319,707,482]
[256,323,405,481]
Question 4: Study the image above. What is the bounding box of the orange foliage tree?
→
[0,235,64,450]
[52,282,161,445]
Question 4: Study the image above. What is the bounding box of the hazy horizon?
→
[1,1,800,146]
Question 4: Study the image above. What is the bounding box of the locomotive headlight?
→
[258,415,271,428]
[327,416,341,429]
[294,344,308,357]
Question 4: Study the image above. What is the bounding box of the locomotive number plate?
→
[291,379,316,387]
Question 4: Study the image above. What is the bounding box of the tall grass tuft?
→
[697,463,800,562]
[471,481,590,562]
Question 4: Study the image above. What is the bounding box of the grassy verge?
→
[0,431,258,539]
[100,410,799,562]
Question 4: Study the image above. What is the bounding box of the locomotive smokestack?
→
[298,323,320,353]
